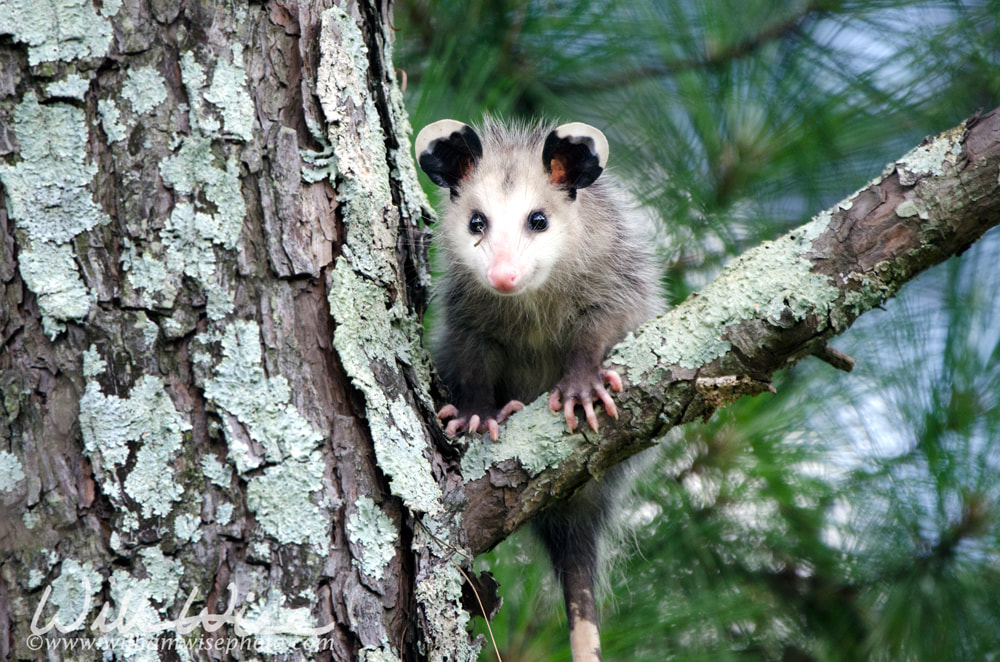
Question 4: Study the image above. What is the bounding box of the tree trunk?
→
[0,1,445,660]
[1,3,999,662]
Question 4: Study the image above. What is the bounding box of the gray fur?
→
[429,117,662,408]
[418,116,664,660]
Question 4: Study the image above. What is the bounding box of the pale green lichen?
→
[124,189,238,318]
[461,401,574,481]
[317,6,396,284]
[44,73,91,100]
[896,123,965,186]
[328,266,442,514]
[239,586,327,654]
[199,319,329,551]
[28,568,45,590]
[163,201,234,319]
[135,312,160,348]
[215,502,235,526]
[384,396,443,511]
[205,282,235,321]
[159,137,245,249]
[99,561,181,658]
[246,452,329,553]
[895,199,921,219]
[613,213,839,372]
[200,454,233,488]
[173,513,202,543]
[97,98,127,143]
[250,540,270,559]
[99,556,183,655]
[47,559,103,633]
[204,43,254,141]
[300,137,338,183]
[841,276,889,320]
[122,65,168,115]
[178,51,209,130]
[347,496,397,581]
[414,562,478,662]
[202,319,324,470]
[0,0,113,65]
[122,246,180,308]
[361,646,403,662]
[0,450,25,493]
[0,92,107,335]
[121,381,190,518]
[136,546,183,603]
[79,375,191,520]
[23,510,40,530]
[82,344,106,378]
[18,240,92,337]
[79,380,131,469]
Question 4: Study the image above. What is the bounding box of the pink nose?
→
[487,265,519,293]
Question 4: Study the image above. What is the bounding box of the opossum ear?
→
[415,120,483,189]
[543,122,609,192]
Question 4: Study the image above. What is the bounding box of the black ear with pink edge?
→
[415,120,484,191]
[542,122,610,196]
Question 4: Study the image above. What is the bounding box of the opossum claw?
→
[583,399,598,432]
[550,369,624,432]
[600,369,623,392]
[437,400,525,440]
[562,397,579,431]
[498,400,525,419]
[437,404,459,420]
[444,418,467,437]
[548,389,563,414]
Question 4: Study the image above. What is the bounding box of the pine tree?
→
[396,2,1000,659]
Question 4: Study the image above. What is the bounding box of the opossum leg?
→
[437,400,525,441]
[549,348,623,432]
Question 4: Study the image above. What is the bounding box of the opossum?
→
[415,117,663,662]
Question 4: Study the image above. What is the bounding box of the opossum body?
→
[416,117,662,662]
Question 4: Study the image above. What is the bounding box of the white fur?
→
[414,119,468,164]
[425,117,663,404]
[443,143,574,295]
[554,121,609,169]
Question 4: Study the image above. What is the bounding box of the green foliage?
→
[396,1,1000,659]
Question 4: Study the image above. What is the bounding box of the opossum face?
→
[416,120,609,295]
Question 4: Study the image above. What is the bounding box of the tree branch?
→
[459,107,1000,556]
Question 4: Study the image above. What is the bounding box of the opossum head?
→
[416,119,610,295]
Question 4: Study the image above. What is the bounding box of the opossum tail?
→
[532,479,615,662]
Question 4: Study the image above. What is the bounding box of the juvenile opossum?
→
[415,117,663,662]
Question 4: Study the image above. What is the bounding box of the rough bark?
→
[460,108,1000,556]
[0,1,442,661]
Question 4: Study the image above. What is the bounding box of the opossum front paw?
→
[437,400,525,441]
[548,368,623,432]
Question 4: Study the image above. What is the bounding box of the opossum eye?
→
[468,212,487,235]
[527,210,549,232]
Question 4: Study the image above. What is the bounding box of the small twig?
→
[811,343,855,372]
